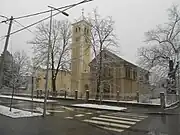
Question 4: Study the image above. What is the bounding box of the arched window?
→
[76,27,78,32]
[84,27,86,34]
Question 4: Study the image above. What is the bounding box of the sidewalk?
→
[0,94,57,103]
[1,93,179,115]
[0,114,111,135]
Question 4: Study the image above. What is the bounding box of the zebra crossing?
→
[82,113,148,133]
[53,106,148,134]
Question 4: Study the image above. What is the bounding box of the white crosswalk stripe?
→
[65,116,73,119]
[83,119,131,128]
[82,113,148,133]
[75,114,84,117]
[86,112,93,115]
[98,126,124,133]
[99,115,141,122]
[110,112,148,119]
[91,117,136,125]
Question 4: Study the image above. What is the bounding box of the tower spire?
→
[81,8,85,20]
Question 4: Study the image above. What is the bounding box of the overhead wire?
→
[2,0,92,37]
[0,36,5,42]
[13,20,36,35]
[2,0,92,21]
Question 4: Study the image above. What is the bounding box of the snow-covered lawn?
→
[72,104,127,111]
[0,105,42,118]
[0,94,57,103]
[149,98,160,105]
[35,107,50,115]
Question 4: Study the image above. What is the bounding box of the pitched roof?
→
[89,49,149,72]
[72,19,90,26]
[89,49,135,66]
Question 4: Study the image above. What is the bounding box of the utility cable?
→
[3,0,92,37]
[13,20,36,35]
[2,0,92,21]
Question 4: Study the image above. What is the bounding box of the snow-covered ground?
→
[35,107,50,115]
[0,105,42,118]
[102,99,161,105]
[0,94,57,103]
[103,99,138,104]
[72,104,127,111]
[149,98,160,105]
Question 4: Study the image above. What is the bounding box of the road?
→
[0,98,180,135]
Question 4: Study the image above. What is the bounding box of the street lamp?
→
[0,15,8,23]
[48,6,69,17]
[42,7,69,117]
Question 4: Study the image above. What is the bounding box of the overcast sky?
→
[0,0,180,64]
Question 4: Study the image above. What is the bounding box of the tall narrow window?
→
[108,68,111,76]
[119,67,121,77]
[76,37,80,42]
[126,67,131,79]
[84,27,86,34]
[133,70,137,80]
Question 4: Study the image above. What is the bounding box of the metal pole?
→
[43,9,52,117]
[177,49,180,99]
[31,70,34,113]
[9,57,15,112]
[0,16,13,88]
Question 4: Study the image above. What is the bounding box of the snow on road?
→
[72,104,127,111]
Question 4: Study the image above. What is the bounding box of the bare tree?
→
[9,50,31,111]
[138,5,180,94]
[138,5,180,80]
[29,19,71,94]
[86,9,118,99]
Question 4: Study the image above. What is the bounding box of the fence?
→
[2,88,179,108]
[139,94,152,103]
[165,94,179,106]
[89,92,137,101]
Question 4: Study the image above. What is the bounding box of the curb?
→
[87,100,161,108]
[0,96,57,104]
[144,111,180,115]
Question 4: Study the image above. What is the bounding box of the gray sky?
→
[0,0,180,64]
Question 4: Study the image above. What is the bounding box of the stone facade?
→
[89,49,150,99]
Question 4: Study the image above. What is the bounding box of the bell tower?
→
[71,14,91,93]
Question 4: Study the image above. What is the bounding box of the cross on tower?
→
[81,8,85,20]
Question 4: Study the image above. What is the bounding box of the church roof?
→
[89,49,149,72]
[89,49,130,66]
[72,19,90,26]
